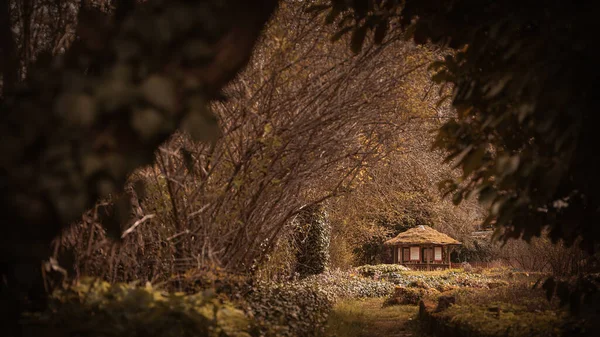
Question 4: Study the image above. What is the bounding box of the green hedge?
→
[23,278,253,337]
[246,282,332,337]
[300,269,394,299]
[381,270,495,290]
[355,264,410,277]
[294,205,331,277]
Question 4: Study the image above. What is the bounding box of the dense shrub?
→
[245,282,332,337]
[384,285,439,306]
[23,278,253,337]
[28,268,396,337]
[294,205,331,278]
[301,269,394,299]
[173,268,392,337]
[355,264,410,277]
[380,270,495,290]
[243,270,394,336]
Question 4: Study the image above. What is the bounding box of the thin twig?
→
[121,214,156,239]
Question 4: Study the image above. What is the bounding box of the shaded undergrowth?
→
[325,298,421,337]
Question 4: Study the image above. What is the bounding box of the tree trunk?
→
[0,0,18,95]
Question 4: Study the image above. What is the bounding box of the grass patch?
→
[424,279,595,336]
[325,298,420,337]
[437,303,567,337]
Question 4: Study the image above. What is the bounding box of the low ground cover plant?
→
[355,264,410,277]
[299,269,395,299]
[359,265,519,291]
[245,281,332,337]
[367,266,594,336]
[384,285,440,306]
[425,284,587,337]
[245,270,394,336]
[23,278,253,337]
[27,268,396,337]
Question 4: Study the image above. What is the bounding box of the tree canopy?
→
[0,0,277,268]
[314,0,600,254]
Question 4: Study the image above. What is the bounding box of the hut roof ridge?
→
[384,225,461,246]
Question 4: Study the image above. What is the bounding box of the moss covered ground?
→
[334,266,595,337]
[325,297,421,337]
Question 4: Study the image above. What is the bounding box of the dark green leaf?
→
[331,26,353,42]
[373,20,388,44]
[569,290,582,314]
[350,25,369,54]
[478,186,496,206]
[431,71,448,84]
[556,281,570,307]
[452,191,463,205]
[542,277,556,301]
[132,179,147,200]
[181,148,196,175]
[462,146,486,177]
[325,7,341,24]
[181,95,221,142]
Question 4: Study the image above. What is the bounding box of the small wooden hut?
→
[384,225,461,270]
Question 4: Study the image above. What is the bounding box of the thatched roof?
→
[384,225,461,246]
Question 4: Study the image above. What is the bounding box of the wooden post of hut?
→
[426,245,430,271]
[384,225,461,271]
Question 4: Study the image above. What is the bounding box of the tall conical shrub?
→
[294,204,330,277]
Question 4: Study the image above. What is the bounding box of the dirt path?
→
[325,298,421,337]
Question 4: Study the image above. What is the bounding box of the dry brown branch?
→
[121,214,156,239]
